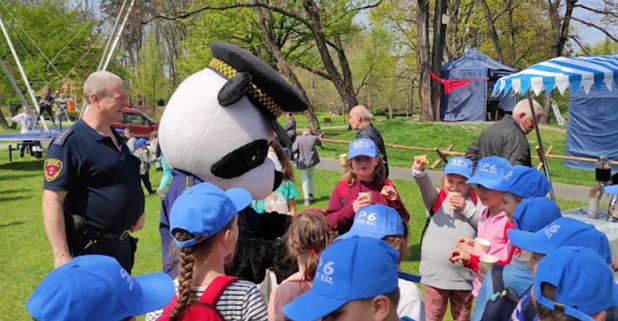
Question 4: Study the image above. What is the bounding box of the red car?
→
[112,108,159,138]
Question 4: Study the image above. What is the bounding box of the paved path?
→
[315,158,594,204]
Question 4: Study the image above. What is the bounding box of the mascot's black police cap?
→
[209,42,308,147]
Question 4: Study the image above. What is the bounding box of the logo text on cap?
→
[544,224,561,239]
[315,259,335,284]
[120,268,134,291]
[356,210,377,226]
[478,162,497,174]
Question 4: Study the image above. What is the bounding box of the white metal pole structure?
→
[79,0,134,119]
[0,15,49,132]
[0,57,31,112]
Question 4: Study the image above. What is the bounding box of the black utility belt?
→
[90,228,131,241]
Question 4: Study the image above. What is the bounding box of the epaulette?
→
[52,128,75,146]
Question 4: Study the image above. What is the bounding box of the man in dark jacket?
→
[349,104,389,177]
[465,99,544,167]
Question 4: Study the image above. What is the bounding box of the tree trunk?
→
[255,1,321,134]
[479,0,504,63]
[303,0,358,112]
[417,0,433,121]
[430,0,448,120]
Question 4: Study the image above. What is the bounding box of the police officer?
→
[42,71,145,272]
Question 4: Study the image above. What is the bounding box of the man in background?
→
[349,104,389,177]
[465,99,544,167]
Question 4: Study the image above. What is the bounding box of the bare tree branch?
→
[568,15,618,42]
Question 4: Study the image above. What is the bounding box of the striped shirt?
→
[147,279,268,321]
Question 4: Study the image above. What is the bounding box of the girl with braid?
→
[268,210,333,321]
[148,182,268,321]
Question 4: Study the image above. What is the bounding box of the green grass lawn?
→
[0,143,587,320]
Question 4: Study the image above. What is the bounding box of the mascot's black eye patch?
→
[211,139,268,179]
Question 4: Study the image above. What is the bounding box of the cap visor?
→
[132,273,175,315]
[466,176,502,190]
[282,290,348,321]
[507,229,551,254]
[443,169,471,180]
[225,187,253,212]
[605,185,618,195]
[269,117,292,148]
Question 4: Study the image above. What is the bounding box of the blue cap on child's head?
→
[467,156,512,190]
[337,204,404,241]
[136,138,148,148]
[348,138,378,159]
[510,197,562,232]
[494,165,551,198]
[170,182,252,248]
[282,236,399,321]
[26,255,175,321]
[508,216,611,264]
[443,157,473,179]
[534,247,618,321]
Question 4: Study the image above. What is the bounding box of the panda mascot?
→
[158,42,305,286]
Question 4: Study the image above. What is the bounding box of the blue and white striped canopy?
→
[492,55,618,97]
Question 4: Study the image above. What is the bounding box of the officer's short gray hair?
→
[83,71,124,103]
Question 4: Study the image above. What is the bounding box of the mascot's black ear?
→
[218,72,252,106]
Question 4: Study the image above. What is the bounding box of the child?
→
[253,140,298,215]
[470,166,551,321]
[534,247,618,321]
[148,182,268,320]
[134,138,156,195]
[268,210,333,321]
[448,156,512,296]
[326,138,409,234]
[26,255,174,321]
[412,156,482,321]
[124,127,137,152]
[507,216,613,321]
[292,126,322,206]
[338,204,425,321]
[11,105,38,157]
[472,197,561,321]
[282,236,403,321]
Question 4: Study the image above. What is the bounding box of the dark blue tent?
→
[565,85,618,171]
[440,48,518,122]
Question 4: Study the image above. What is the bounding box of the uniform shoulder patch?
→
[52,128,74,146]
[44,158,63,182]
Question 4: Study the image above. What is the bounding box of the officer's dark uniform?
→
[44,118,145,273]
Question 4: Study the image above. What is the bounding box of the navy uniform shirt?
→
[44,119,145,232]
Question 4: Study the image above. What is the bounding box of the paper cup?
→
[358,192,372,202]
[479,254,498,272]
[339,154,348,166]
[447,191,461,210]
[474,237,491,253]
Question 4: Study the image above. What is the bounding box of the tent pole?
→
[527,93,555,201]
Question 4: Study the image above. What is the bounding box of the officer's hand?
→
[131,213,145,232]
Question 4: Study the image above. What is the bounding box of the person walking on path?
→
[42,71,145,272]
[349,104,389,177]
[292,126,322,206]
[464,99,544,167]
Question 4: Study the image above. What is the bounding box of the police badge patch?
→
[44,158,63,182]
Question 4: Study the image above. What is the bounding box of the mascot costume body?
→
[158,42,306,283]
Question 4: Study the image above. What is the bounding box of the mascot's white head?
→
[159,42,307,199]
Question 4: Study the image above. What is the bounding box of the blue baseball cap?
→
[534,247,618,320]
[136,138,148,148]
[467,156,512,189]
[508,217,612,264]
[26,255,175,321]
[170,182,252,248]
[282,236,399,321]
[337,204,404,241]
[494,165,551,198]
[348,138,378,159]
[443,157,473,179]
[511,197,562,232]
